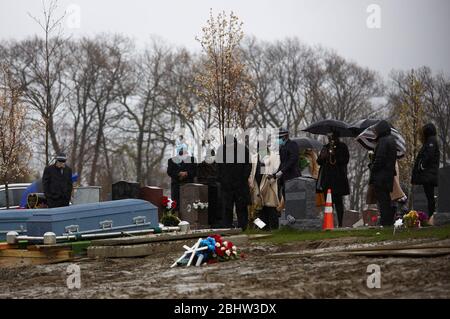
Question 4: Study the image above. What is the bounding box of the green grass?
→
[245,224,450,244]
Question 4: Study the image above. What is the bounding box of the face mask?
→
[277,138,286,146]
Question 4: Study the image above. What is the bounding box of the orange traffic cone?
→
[322,189,334,230]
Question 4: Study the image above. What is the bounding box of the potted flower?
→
[160,196,181,226]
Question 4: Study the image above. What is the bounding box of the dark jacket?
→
[216,139,251,204]
[167,156,197,186]
[369,120,397,192]
[42,164,73,201]
[196,161,218,184]
[412,123,440,186]
[277,139,301,182]
[317,139,350,196]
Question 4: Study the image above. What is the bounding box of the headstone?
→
[343,210,361,228]
[112,181,140,200]
[411,185,437,214]
[362,208,379,226]
[282,177,321,229]
[434,166,450,226]
[139,186,164,220]
[179,183,209,229]
[73,186,101,205]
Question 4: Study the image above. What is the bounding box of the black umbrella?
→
[292,137,323,151]
[349,119,381,136]
[302,119,353,137]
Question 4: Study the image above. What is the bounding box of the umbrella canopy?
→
[356,125,406,159]
[349,119,381,136]
[292,137,323,151]
[302,119,353,137]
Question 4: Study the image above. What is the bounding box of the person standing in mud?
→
[317,132,350,227]
[369,120,397,226]
[412,123,440,217]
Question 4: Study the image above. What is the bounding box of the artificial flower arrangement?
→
[160,196,181,226]
[192,200,208,211]
[403,210,429,228]
[394,210,429,234]
[173,234,244,267]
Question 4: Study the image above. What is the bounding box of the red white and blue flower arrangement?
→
[170,234,244,268]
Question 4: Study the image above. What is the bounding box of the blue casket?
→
[0,210,35,241]
[26,199,158,237]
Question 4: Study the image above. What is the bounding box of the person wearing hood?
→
[167,143,197,213]
[412,123,440,217]
[317,132,350,227]
[369,120,397,226]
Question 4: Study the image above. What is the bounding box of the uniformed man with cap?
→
[42,153,73,208]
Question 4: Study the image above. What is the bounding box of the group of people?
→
[167,129,302,230]
[167,121,441,230]
[40,121,440,230]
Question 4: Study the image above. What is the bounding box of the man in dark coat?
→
[274,128,301,182]
[167,144,197,212]
[412,123,440,217]
[317,132,350,227]
[369,120,397,226]
[216,135,251,230]
[42,153,73,208]
[196,149,221,227]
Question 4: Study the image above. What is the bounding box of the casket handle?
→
[99,220,113,229]
[133,216,146,225]
[65,224,80,233]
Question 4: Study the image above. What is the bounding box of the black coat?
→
[167,156,197,186]
[277,139,301,182]
[42,164,73,201]
[216,140,251,204]
[369,120,397,192]
[317,140,350,196]
[412,124,440,186]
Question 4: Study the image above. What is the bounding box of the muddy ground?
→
[1,237,449,299]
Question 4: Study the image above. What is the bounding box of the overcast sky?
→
[1,0,449,78]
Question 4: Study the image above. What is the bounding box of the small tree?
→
[390,69,426,202]
[194,10,255,142]
[0,65,33,208]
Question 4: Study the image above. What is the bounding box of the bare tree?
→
[27,0,67,165]
[0,64,34,208]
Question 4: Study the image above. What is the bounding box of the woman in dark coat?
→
[317,133,350,227]
[412,123,440,217]
[369,120,397,226]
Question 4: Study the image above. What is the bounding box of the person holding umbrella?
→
[316,132,350,227]
[411,123,440,217]
[369,120,397,226]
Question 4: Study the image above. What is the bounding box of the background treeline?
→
[0,34,449,211]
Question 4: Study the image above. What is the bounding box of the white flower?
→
[215,242,221,248]
[394,219,403,229]
[232,245,237,251]
[193,203,199,209]
[198,203,205,209]
[225,249,231,256]
[223,241,228,247]
[221,246,226,251]
[204,203,209,208]
[167,199,173,209]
